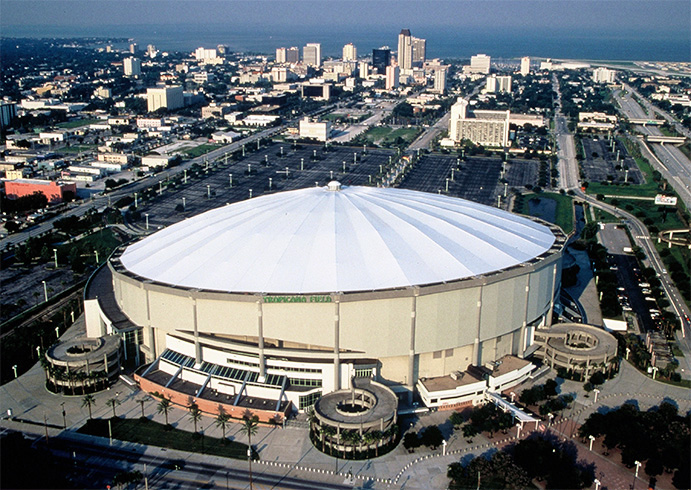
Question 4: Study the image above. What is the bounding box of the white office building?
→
[433,67,447,94]
[592,67,616,84]
[469,54,491,74]
[386,65,400,90]
[342,43,357,61]
[146,86,184,112]
[303,43,321,67]
[195,47,218,61]
[123,57,141,77]
[299,117,332,142]
[486,75,512,94]
[520,57,530,76]
[448,98,510,148]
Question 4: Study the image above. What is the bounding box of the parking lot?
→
[137,143,396,230]
[399,154,539,207]
[580,137,643,184]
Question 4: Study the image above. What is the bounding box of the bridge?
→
[644,135,686,145]
[629,118,665,126]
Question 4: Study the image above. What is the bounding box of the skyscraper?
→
[412,37,426,67]
[520,57,530,76]
[276,47,287,63]
[342,43,357,61]
[397,29,412,71]
[303,43,321,67]
[372,48,391,74]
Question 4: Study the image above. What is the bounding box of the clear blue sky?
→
[2,0,689,35]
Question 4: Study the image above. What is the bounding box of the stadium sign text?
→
[263,295,332,303]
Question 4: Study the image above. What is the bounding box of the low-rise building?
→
[4,178,76,203]
[298,117,331,142]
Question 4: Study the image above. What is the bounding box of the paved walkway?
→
[2,316,690,489]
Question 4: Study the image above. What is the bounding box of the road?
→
[552,74,581,190]
[552,89,691,372]
[27,431,355,490]
[613,87,691,209]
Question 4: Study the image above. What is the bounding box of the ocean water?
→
[3,23,689,62]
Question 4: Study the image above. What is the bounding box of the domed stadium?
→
[84,182,566,421]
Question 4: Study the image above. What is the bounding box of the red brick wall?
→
[5,180,76,203]
[135,374,290,425]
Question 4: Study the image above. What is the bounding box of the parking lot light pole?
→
[588,435,595,451]
[12,365,17,378]
[42,280,48,302]
[53,249,58,268]
[229,174,233,188]
[61,402,66,429]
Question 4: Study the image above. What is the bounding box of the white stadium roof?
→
[119,182,556,294]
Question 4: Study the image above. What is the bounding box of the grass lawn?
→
[57,119,102,129]
[78,417,250,460]
[518,192,574,234]
[617,199,687,231]
[361,126,393,143]
[59,144,97,153]
[181,144,222,159]
[593,207,621,223]
[385,127,421,144]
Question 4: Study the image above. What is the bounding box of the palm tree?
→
[157,397,172,425]
[240,410,259,490]
[138,398,149,418]
[188,403,202,434]
[215,409,231,442]
[106,397,121,418]
[82,394,96,419]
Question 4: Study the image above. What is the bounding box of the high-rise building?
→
[397,29,413,71]
[434,67,447,94]
[0,101,18,131]
[592,67,616,84]
[372,48,391,74]
[343,43,357,61]
[286,47,299,63]
[386,64,400,90]
[303,43,321,67]
[359,61,369,78]
[146,45,157,58]
[470,54,491,74]
[147,86,184,112]
[276,47,287,63]
[412,37,426,67]
[486,75,512,94]
[123,57,142,77]
[520,57,530,76]
[129,43,139,54]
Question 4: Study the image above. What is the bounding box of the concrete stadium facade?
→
[85,184,566,417]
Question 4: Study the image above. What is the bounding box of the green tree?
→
[82,394,96,419]
[215,409,231,441]
[157,397,172,425]
[240,410,259,490]
[188,402,202,434]
[106,397,121,418]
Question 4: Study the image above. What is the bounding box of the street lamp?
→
[61,402,66,429]
[588,434,595,451]
[55,326,60,339]
[442,439,447,456]
[594,478,601,490]
[516,423,522,438]
[12,365,17,378]
[634,460,641,478]
[145,214,149,230]
[509,392,516,403]
[547,413,554,427]
[593,388,600,403]
[651,366,659,380]
[42,280,48,302]
[53,249,58,268]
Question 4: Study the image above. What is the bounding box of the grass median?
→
[78,417,250,459]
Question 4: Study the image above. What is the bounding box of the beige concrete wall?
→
[416,288,480,353]
[479,279,526,342]
[340,297,411,357]
[264,302,335,349]
[117,278,148,325]
[197,298,257,338]
[378,354,409,385]
[527,262,556,322]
